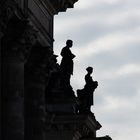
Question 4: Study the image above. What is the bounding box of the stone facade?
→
[0,0,78,140]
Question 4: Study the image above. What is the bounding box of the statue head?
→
[86,67,93,74]
[66,40,73,48]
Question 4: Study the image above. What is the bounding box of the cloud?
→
[54,0,140,140]
[94,88,140,140]
[115,64,140,76]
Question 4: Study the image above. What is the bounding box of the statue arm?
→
[61,47,75,61]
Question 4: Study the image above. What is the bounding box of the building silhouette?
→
[0,0,112,140]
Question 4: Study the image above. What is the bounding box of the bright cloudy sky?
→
[54,0,140,140]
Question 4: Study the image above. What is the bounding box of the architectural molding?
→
[28,9,54,46]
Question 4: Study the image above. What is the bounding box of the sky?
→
[54,0,140,140]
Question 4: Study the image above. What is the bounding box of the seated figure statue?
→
[77,67,98,113]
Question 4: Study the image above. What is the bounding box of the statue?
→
[60,40,76,87]
[77,67,98,113]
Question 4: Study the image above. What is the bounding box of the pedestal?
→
[45,114,101,140]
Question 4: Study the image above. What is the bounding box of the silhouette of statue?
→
[77,67,98,113]
[60,40,75,87]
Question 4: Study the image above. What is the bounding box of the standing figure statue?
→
[77,67,98,113]
[60,40,76,87]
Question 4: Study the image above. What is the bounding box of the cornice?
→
[48,0,79,14]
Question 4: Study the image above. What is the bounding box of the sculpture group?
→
[59,39,98,113]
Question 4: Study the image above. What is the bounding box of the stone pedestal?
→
[45,114,101,140]
[46,88,77,114]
